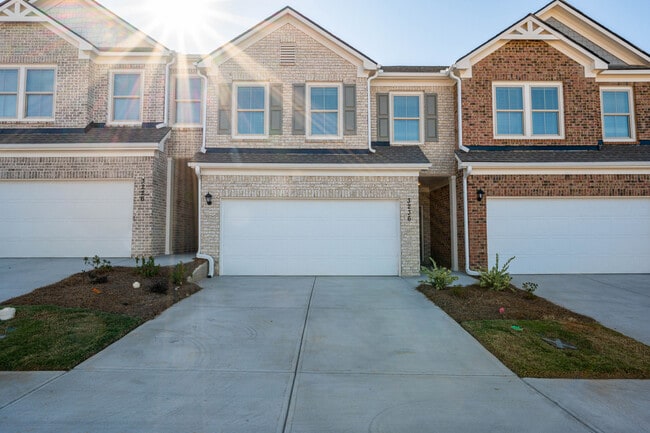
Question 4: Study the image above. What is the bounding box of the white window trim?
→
[0,65,56,122]
[232,82,269,139]
[306,82,343,140]
[389,91,424,145]
[492,82,565,139]
[173,75,202,128]
[600,86,636,143]
[108,70,144,125]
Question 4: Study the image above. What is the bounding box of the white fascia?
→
[187,162,429,177]
[456,159,650,175]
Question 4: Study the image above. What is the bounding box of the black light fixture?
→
[204,192,213,206]
[477,188,485,202]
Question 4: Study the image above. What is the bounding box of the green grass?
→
[462,320,650,378]
[0,305,142,371]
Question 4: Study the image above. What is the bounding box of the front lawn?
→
[419,284,650,379]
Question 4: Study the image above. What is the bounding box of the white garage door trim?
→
[220,199,401,276]
[0,180,134,257]
[487,197,650,274]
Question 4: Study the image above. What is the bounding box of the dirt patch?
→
[2,260,205,321]
[418,284,596,324]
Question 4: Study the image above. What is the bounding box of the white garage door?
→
[487,198,650,274]
[0,181,134,257]
[220,200,400,275]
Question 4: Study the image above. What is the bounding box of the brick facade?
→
[199,174,421,276]
[460,173,650,270]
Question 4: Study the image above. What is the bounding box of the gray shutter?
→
[269,83,283,135]
[217,84,231,135]
[424,93,438,141]
[343,84,356,135]
[292,84,305,135]
[377,93,389,142]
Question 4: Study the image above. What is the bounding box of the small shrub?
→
[172,261,186,286]
[135,256,160,278]
[420,258,459,290]
[479,254,515,292]
[83,255,112,272]
[148,277,169,294]
[522,281,538,299]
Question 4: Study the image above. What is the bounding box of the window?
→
[174,77,202,125]
[307,84,341,137]
[601,88,635,141]
[493,83,563,138]
[235,84,266,136]
[0,67,55,120]
[111,72,142,123]
[391,93,422,143]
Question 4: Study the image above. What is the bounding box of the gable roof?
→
[455,12,609,77]
[0,0,95,53]
[32,0,168,52]
[196,6,378,70]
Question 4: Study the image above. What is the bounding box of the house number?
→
[407,198,412,221]
[140,178,145,202]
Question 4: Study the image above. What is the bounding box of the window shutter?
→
[269,83,283,135]
[377,93,389,142]
[292,83,305,135]
[424,93,438,141]
[343,84,356,135]
[217,84,231,135]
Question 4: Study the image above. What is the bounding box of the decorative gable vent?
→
[0,0,42,21]
[280,43,296,66]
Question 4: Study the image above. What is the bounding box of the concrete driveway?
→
[512,274,650,346]
[3,276,648,432]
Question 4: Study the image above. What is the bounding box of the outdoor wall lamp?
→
[205,192,213,206]
[477,188,485,202]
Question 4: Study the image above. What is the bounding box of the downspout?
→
[194,165,215,277]
[462,166,480,276]
[367,67,382,153]
[157,51,176,128]
[447,66,470,152]
[196,65,209,153]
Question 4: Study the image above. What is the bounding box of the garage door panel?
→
[221,200,400,276]
[487,198,650,274]
[0,181,134,258]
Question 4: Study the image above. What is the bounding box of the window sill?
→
[493,135,565,140]
[602,137,636,143]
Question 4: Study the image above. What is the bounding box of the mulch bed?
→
[2,260,205,320]
[418,284,596,324]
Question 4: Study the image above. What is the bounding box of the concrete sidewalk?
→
[1,276,648,432]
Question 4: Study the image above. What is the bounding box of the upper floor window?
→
[111,72,142,124]
[307,84,341,138]
[235,84,266,136]
[493,82,563,139]
[174,77,202,126]
[601,88,635,141]
[391,93,422,143]
[0,67,55,120]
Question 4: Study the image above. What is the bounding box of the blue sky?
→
[101,0,650,65]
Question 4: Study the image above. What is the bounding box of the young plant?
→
[83,255,112,272]
[522,281,538,299]
[172,261,186,286]
[479,254,515,292]
[135,256,160,278]
[420,258,459,290]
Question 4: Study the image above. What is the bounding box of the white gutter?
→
[196,65,209,153]
[193,166,215,277]
[462,166,480,276]
[367,67,382,153]
[446,66,470,152]
[157,52,176,128]
[449,175,459,271]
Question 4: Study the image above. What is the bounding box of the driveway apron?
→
[1,276,600,432]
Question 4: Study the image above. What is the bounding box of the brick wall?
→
[370,83,456,175]
[463,173,650,269]
[429,184,452,268]
[204,23,368,149]
[199,174,421,276]
[0,154,168,256]
[463,40,604,146]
